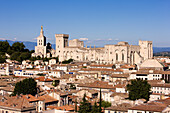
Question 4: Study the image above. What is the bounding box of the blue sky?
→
[0,0,170,47]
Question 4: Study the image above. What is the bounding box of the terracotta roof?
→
[129,104,167,112]
[38,95,58,103]
[90,64,114,67]
[47,105,76,111]
[110,92,128,98]
[35,76,53,82]
[131,70,163,74]
[80,68,123,72]
[78,81,115,89]
[120,65,135,69]
[18,94,39,102]
[162,71,170,74]
[111,74,129,78]
[105,103,132,112]
[0,96,35,110]
[150,83,170,88]
[129,98,170,112]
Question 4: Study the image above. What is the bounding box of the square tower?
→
[55,34,69,61]
[139,40,153,60]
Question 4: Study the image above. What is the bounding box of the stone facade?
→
[55,34,153,64]
[32,26,55,58]
[32,26,153,64]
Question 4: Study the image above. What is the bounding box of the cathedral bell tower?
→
[33,26,47,58]
[37,25,46,46]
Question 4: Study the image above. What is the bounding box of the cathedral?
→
[32,26,55,58]
[32,26,153,65]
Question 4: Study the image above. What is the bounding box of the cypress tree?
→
[99,88,102,113]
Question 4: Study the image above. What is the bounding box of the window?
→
[116,53,118,61]
[122,53,124,61]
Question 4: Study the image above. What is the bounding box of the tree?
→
[101,101,111,109]
[7,47,14,55]
[10,52,21,60]
[0,56,6,63]
[19,52,31,61]
[99,88,102,113]
[70,83,76,89]
[11,42,25,52]
[0,41,10,52]
[12,78,37,96]
[52,80,60,87]
[75,99,78,112]
[127,79,151,101]
[79,94,92,113]
[91,102,100,113]
[62,58,73,64]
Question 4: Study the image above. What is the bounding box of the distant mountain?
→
[0,39,37,50]
[153,47,170,53]
[154,51,170,56]
[1,40,170,53]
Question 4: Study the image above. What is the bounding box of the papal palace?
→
[32,26,153,65]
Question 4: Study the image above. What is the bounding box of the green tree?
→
[91,102,100,113]
[19,52,31,61]
[79,94,92,113]
[75,99,78,112]
[99,88,102,113]
[0,41,10,52]
[101,101,111,109]
[30,50,35,53]
[12,78,37,96]
[11,42,25,52]
[0,56,6,63]
[62,58,73,64]
[7,47,14,55]
[52,80,60,87]
[10,52,21,60]
[70,83,76,89]
[127,79,151,101]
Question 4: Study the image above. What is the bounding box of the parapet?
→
[117,41,129,45]
[55,34,69,38]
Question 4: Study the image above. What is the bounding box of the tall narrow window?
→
[116,53,118,61]
[122,53,124,61]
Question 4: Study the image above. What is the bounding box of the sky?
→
[0,0,170,47]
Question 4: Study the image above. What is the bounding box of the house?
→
[35,76,53,90]
[48,70,64,78]
[34,60,44,65]
[37,94,58,112]
[0,95,36,113]
[110,74,129,82]
[105,103,132,113]
[130,70,163,80]
[49,59,57,65]
[139,59,168,71]
[128,98,170,113]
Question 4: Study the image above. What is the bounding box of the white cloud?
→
[0,38,6,40]
[107,38,113,41]
[13,38,17,41]
[79,38,88,41]
[114,38,119,41]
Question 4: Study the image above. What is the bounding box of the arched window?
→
[116,53,118,61]
[122,53,124,61]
